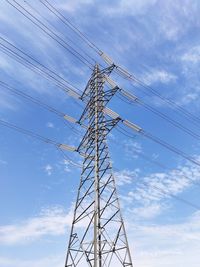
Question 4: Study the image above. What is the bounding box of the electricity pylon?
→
[65,64,133,267]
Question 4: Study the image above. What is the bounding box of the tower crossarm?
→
[80,64,116,101]
[103,107,142,133]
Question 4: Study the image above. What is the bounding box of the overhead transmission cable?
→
[3,32,200,145]
[0,81,83,135]
[39,0,103,56]
[127,76,200,126]
[23,0,96,65]
[4,78,199,188]
[0,44,82,108]
[2,36,200,170]
[3,0,200,221]
[0,119,199,212]
[105,109,200,167]
[0,36,80,93]
[41,0,200,126]
[4,77,199,188]
[5,0,94,69]
[106,75,200,138]
[140,180,200,210]
[58,148,82,168]
[4,1,200,175]
[112,132,200,188]
[0,37,83,107]
[116,88,200,139]
[0,118,75,151]
[0,81,65,117]
[2,80,199,188]
[3,34,200,145]
[113,167,200,211]
[5,2,200,137]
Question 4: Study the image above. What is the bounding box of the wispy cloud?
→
[0,206,72,245]
[124,140,142,159]
[0,255,64,267]
[181,46,200,64]
[44,164,53,176]
[120,158,200,219]
[115,169,140,186]
[141,69,177,85]
[58,0,94,13]
[0,159,8,165]
[0,90,19,111]
[46,122,54,128]
[102,0,158,16]
[128,211,200,267]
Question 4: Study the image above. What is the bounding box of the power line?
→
[1,118,199,212]
[0,36,81,93]
[105,108,200,169]
[129,76,200,126]
[117,90,200,140]
[6,1,200,145]
[58,148,82,168]
[4,0,200,205]
[116,125,138,140]
[4,83,194,192]
[140,180,200,211]
[41,0,200,127]
[3,37,199,172]
[5,0,94,69]
[111,134,200,188]
[0,37,84,109]
[0,80,84,135]
[116,121,200,168]
[0,118,82,168]
[0,44,82,109]
[0,119,79,154]
[0,80,65,116]
[113,167,200,211]
[24,0,96,66]
[6,35,198,165]
[39,0,103,56]
[142,130,200,167]
[0,118,59,146]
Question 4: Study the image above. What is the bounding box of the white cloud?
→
[181,46,200,64]
[130,203,163,219]
[0,90,18,111]
[128,211,200,267]
[0,206,73,245]
[156,0,200,42]
[103,0,158,16]
[44,164,53,176]
[58,0,94,13]
[115,169,139,186]
[0,203,200,267]
[141,69,177,85]
[0,159,8,165]
[0,1,79,100]
[46,122,54,128]
[124,140,142,159]
[62,159,71,172]
[119,159,200,220]
[0,255,63,267]
[178,92,199,105]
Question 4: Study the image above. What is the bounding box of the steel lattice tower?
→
[65,64,133,267]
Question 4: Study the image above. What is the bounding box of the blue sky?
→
[0,0,200,266]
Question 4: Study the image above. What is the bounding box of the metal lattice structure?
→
[65,64,133,267]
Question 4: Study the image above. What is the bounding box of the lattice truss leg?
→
[65,65,133,267]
